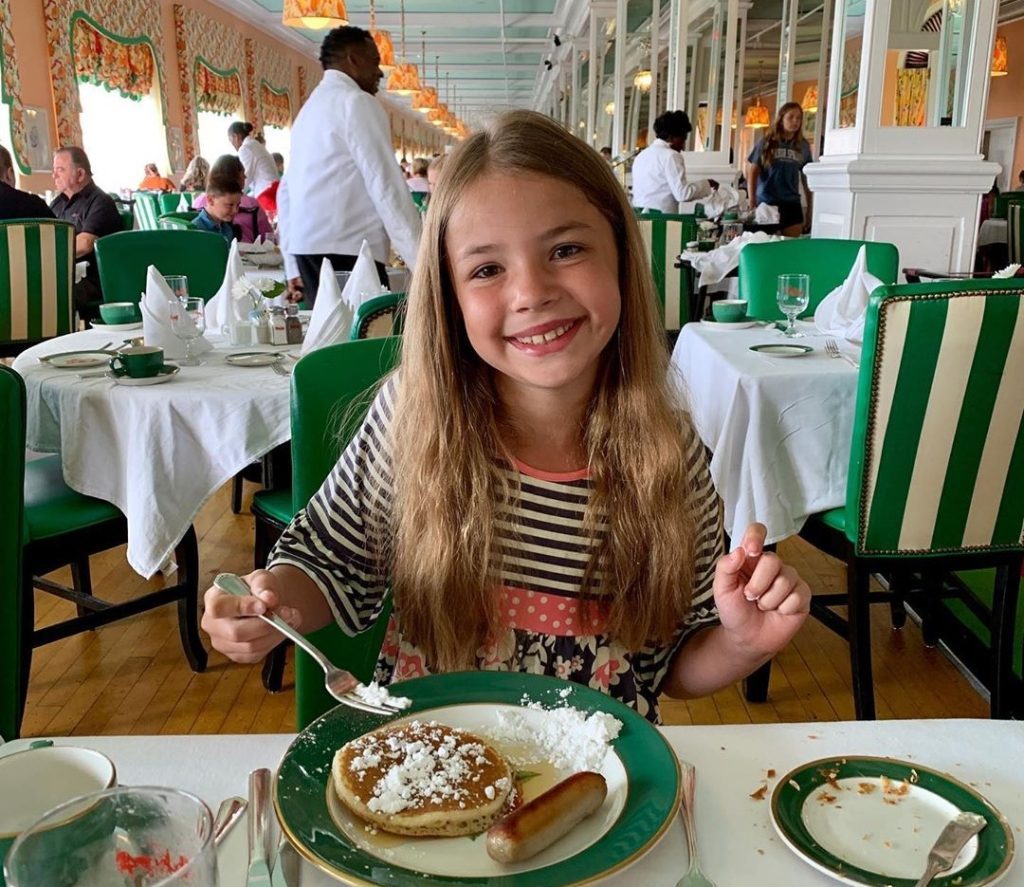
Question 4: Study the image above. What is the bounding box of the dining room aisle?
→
[18,481,988,739]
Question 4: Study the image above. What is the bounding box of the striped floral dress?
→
[268,381,723,723]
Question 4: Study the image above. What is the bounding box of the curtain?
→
[895,69,929,127]
[260,83,291,128]
[73,18,154,100]
[195,61,242,115]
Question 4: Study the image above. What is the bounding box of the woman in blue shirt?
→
[746,102,813,238]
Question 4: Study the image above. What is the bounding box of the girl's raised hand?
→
[711,523,810,658]
[200,568,302,663]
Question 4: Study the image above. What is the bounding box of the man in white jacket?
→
[631,110,717,214]
[278,26,421,304]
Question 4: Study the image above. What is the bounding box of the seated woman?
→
[406,157,430,193]
[180,156,209,194]
[191,173,241,243]
[138,163,176,192]
[193,154,273,244]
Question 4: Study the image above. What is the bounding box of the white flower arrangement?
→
[992,263,1021,279]
[231,276,286,310]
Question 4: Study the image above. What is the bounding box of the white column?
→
[587,8,600,144]
[571,42,581,136]
[775,0,799,104]
[647,0,660,134]
[810,0,832,158]
[612,0,628,157]
[668,0,690,110]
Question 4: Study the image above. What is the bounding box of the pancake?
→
[332,720,513,837]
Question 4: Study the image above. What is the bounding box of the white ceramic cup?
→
[222,321,255,347]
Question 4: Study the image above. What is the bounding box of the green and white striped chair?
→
[0,219,75,357]
[1008,203,1022,265]
[800,278,1024,720]
[635,212,697,332]
[131,192,161,230]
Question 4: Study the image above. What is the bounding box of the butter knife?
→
[914,811,987,887]
[247,768,273,887]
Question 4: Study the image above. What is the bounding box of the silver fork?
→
[824,338,859,369]
[676,761,716,887]
[212,573,404,716]
[270,360,291,377]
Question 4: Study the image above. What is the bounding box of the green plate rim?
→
[273,671,681,887]
[748,343,814,355]
[770,755,1014,886]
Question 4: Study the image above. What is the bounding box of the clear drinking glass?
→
[4,785,216,887]
[163,275,190,303]
[776,273,810,337]
[168,297,206,366]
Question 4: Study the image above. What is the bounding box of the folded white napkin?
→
[206,240,249,329]
[754,204,780,224]
[813,245,884,345]
[698,184,740,221]
[302,258,353,355]
[140,266,214,359]
[686,231,778,288]
[177,194,189,212]
[342,240,387,314]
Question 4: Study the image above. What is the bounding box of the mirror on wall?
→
[686,0,728,151]
[833,0,864,128]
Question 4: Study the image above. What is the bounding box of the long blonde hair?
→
[387,110,700,672]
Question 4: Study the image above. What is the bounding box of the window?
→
[79,81,169,193]
[262,125,289,165]
[197,110,237,167]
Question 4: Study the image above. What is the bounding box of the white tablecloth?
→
[2,720,1019,885]
[978,218,1009,248]
[670,322,859,544]
[12,328,292,577]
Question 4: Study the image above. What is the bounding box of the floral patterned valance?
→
[260,82,291,128]
[195,59,242,116]
[73,17,155,100]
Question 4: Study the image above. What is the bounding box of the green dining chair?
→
[0,366,24,740]
[410,191,428,212]
[738,239,900,322]
[797,278,1024,720]
[0,219,75,357]
[1008,203,1023,265]
[635,212,698,331]
[991,191,1024,221]
[158,211,199,230]
[253,338,401,722]
[0,365,208,738]
[131,192,161,230]
[157,193,182,215]
[350,292,406,340]
[94,230,229,304]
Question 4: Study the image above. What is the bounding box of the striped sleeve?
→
[267,381,397,636]
[638,418,724,695]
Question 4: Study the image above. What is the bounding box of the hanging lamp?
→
[412,36,439,113]
[282,0,347,29]
[992,35,1008,76]
[368,0,394,72]
[633,70,652,92]
[387,0,421,95]
[801,84,818,113]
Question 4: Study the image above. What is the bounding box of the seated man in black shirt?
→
[49,146,122,321]
[0,146,55,221]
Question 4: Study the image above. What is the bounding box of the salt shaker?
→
[269,306,288,345]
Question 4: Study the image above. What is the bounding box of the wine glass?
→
[168,297,206,366]
[776,274,810,338]
[164,275,190,303]
[4,786,217,886]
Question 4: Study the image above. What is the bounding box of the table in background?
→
[1,719,1018,885]
[12,328,292,577]
[670,321,859,545]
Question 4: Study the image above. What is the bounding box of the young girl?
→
[746,101,813,238]
[202,111,810,723]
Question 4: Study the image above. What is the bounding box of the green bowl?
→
[711,299,749,322]
[98,302,141,325]
[696,239,716,252]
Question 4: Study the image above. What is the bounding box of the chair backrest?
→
[1009,204,1023,265]
[158,211,198,230]
[178,191,200,210]
[156,193,182,215]
[636,212,697,331]
[739,238,900,321]
[131,192,160,230]
[992,191,1024,220]
[94,230,230,304]
[0,365,26,739]
[410,191,428,210]
[291,337,403,727]
[350,292,406,340]
[845,279,1024,558]
[0,219,75,355]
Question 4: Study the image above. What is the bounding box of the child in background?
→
[193,154,274,244]
[201,110,810,723]
[746,101,813,237]
[191,174,241,243]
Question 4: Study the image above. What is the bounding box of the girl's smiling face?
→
[445,170,622,411]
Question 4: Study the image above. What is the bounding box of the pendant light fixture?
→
[368,0,394,73]
[427,61,447,127]
[387,0,421,96]
[992,35,1008,76]
[412,33,439,112]
[801,84,818,113]
[282,0,347,29]
[745,61,770,128]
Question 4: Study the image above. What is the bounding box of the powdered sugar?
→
[487,705,622,772]
[354,681,411,709]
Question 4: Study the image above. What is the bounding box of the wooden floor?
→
[21,482,988,738]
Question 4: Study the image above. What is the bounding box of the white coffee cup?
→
[222,321,255,347]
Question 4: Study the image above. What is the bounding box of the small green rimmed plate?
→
[771,756,1014,886]
[749,343,814,357]
[273,671,681,886]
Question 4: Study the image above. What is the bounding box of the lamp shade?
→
[282,0,347,28]
[992,35,1008,76]
[801,84,818,113]
[745,98,770,128]
[387,62,421,96]
[412,85,438,113]
[633,69,652,92]
[373,30,395,72]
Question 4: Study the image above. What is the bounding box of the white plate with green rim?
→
[40,350,114,369]
[749,343,814,357]
[700,318,759,330]
[770,756,1014,886]
[90,320,144,332]
[106,366,180,386]
[274,671,681,886]
[225,352,283,367]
